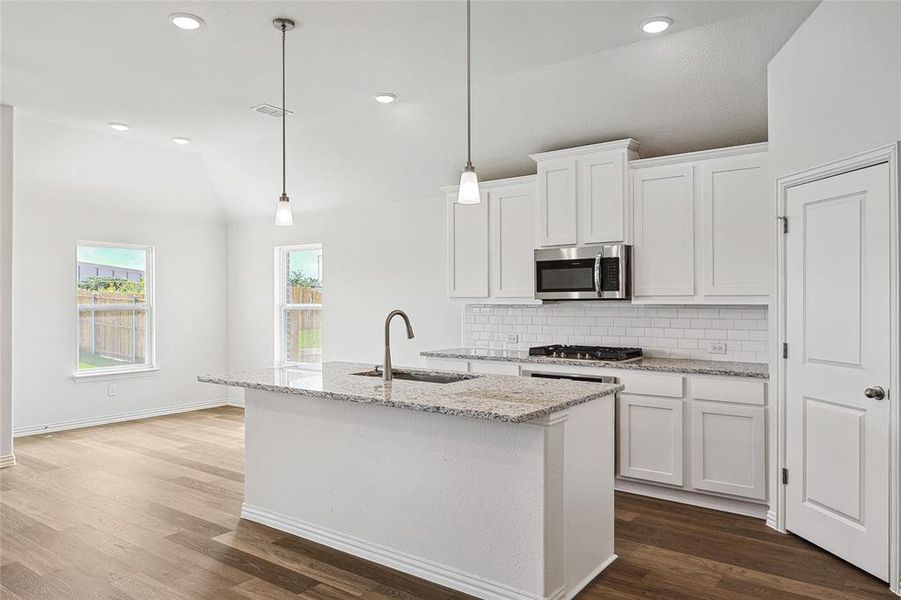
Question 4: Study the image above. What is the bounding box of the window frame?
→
[74,241,156,378]
[274,244,323,368]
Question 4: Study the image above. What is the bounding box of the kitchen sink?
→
[352,368,479,384]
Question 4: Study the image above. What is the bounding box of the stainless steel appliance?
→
[534,245,632,301]
[522,369,619,384]
[528,344,643,362]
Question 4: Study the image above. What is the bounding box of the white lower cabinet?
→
[423,357,769,509]
[617,395,684,486]
[689,401,766,500]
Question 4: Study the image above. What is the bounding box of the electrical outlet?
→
[708,342,727,355]
[107,384,118,397]
[505,334,519,344]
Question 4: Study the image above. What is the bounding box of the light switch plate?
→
[505,334,519,344]
[708,342,727,355]
[107,384,118,397]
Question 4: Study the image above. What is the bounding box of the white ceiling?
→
[2,1,817,219]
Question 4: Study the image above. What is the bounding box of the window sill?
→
[72,367,160,382]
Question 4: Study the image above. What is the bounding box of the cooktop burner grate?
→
[528,344,643,362]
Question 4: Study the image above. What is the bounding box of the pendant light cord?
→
[281,21,287,196]
[466,0,472,168]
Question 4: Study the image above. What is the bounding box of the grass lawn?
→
[299,329,321,349]
[78,351,134,369]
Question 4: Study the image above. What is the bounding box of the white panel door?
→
[490,184,536,298]
[618,395,683,486]
[700,154,772,297]
[447,192,488,298]
[632,165,695,297]
[689,401,766,500]
[785,163,891,581]
[537,157,577,247]
[579,151,626,244]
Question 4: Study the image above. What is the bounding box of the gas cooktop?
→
[528,344,643,362]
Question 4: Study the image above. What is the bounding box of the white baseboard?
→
[13,398,230,437]
[0,453,15,468]
[242,503,581,600]
[566,554,617,599]
[226,397,245,408]
[615,479,768,519]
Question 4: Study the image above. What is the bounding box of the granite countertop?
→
[198,361,622,423]
[421,348,769,379]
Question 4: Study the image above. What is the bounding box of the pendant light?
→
[273,17,296,226]
[457,0,480,205]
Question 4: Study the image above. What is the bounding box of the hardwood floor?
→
[0,407,894,599]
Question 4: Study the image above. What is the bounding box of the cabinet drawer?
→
[619,372,684,398]
[469,361,520,376]
[425,358,470,373]
[692,377,766,406]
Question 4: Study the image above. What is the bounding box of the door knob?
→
[865,386,886,400]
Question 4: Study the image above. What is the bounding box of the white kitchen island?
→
[199,362,621,600]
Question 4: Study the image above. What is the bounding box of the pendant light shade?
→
[273,17,295,226]
[457,0,480,205]
[275,193,293,226]
[458,166,480,204]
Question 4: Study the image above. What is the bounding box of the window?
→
[276,245,322,365]
[76,242,154,374]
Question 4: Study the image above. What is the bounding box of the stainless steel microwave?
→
[534,245,632,301]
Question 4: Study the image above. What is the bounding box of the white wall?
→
[1,105,14,461]
[768,1,901,179]
[227,198,462,401]
[11,121,229,434]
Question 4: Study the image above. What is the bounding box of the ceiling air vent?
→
[251,103,293,117]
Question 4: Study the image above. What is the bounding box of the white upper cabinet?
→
[490,183,536,298]
[530,139,639,248]
[580,151,628,244]
[699,153,772,297]
[445,176,537,301]
[633,164,696,297]
[447,191,489,298]
[535,157,577,246]
[630,143,770,304]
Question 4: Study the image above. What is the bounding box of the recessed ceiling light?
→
[108,122,130,132]
[374,93,397,104]
[639,17,672,34]
[172,137,191,145]
[169,13,204,30]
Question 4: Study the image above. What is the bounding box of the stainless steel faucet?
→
[383,309,415,381]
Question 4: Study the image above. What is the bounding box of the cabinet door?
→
[536,157,577,247]
[490,184,536,297]
[447,192,488,297]
[579,151,626,244]
[700,154,772,297]
[632,165,695,297]
[690,401,766,500]
[618,395,684,486]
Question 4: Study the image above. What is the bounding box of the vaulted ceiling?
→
[2,1,817,220]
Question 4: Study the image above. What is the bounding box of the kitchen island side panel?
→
[243,388,555,598]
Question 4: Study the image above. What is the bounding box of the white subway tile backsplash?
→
[461,303,769,363]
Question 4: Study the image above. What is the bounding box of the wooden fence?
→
[290,285,322,304]
[77,290,146,363]
[286,286,322,363]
